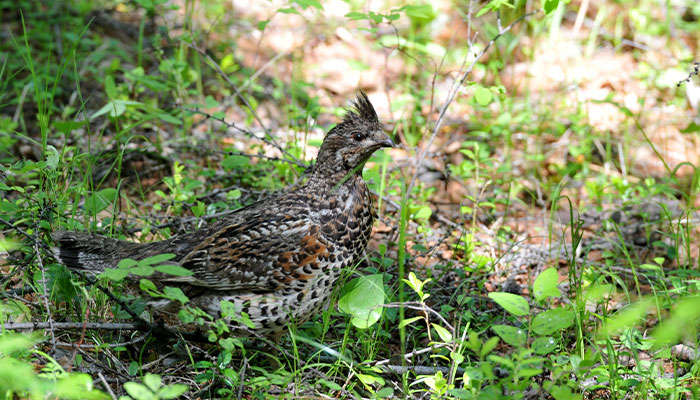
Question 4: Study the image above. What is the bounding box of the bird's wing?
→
[164,212,330,291]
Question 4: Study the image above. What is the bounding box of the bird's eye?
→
[352,132,365,141]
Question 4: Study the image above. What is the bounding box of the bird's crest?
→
[342,91,379,125]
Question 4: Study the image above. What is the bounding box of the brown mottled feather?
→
[52,92,393,336]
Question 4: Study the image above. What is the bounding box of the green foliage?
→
[1,0,699,397]
[0,333,109,399]
[121,373,188,400]
[338,273,385,329]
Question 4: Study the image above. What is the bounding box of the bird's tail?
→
[51,230,143,273]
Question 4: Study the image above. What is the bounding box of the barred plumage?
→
[52,92,393,335]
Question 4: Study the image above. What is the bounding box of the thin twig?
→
[185,107,306,168]
[406,10,540,199]
[33,239,57,354]
[2,322,140,331]
[56,333,149,349]
[181,41,269,133]
[379,364,465,376]
[98,372,118,400]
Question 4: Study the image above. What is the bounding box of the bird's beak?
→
[377,131,395,148]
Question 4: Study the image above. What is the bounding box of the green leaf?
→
[140,253,176,266]
[319,379,342,391]
[84,188,118,214]
[157,384,188,399]
[55,373,111,399]
[155,264,193,277]
[532,336,557,355]
[543,0,559,14]
[492,324,526,347]
[278,7,300,14]
[257,20,269,30]
[178,309,194,324]
[0,332,39,355]
[402,4,435,20]
[531,308,574,335]
[130,265,155,276]
[105,75,117,98]
[222,155,250,170]
[163,287,189,305]
[473,86,493,106]
[142,373,161,392]
[157,112,182,125]
[599,299,651,337]
[139,279,159,294]
[53,119,89,134]
[345,11,368,20]
[680,122,700,133]
[338,274,385,329]
[99,268,130,282]
[488,292,530,316]
[398,316,423,328]
[532,268,561,301]
[652,296,700,346]
[480,336,499,358]
[123,382,153,400]
[431,323,453,342]
[117,258,138,268]
[412,205,432,220]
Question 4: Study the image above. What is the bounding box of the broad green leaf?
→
[519,368,544,378]
[0,332,39,355]
[532,268,561,301]
[338,274,384,329]
[532,336,557,355]
[142,373,161,392]
[398,316,423,328]
[130,265,154,276]
[140,253,176,266]
[652,296,700,347]
[599,299,651,337]
[99,268,129,282]
[157,112,182,125]
[123,382,153,400]
[163,287,189,305]
[412,205,432,220]
[84,188,118,214]
[222,155,250,170]
[155,264,193,277]
[492,324,526,347]
[319,379,342,391]
[117,258,138,268]
[44,145,60,170]
[402,4,435,20]
[543,0,559,14]
[139,279,158,293]
[479,336,499,358]
[474,86,492,106]
[345,11,367,20]
[178,309,194,324]
[54,373,110,399]
[488,292,530,316]
[431,323,452,342]
[531,308,574,335]
[158,384,188,399]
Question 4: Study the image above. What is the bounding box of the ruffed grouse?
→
[52,92,393,336]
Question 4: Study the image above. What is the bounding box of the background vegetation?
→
[1,0,699,398]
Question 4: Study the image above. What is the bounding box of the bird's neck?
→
[305,166,364,194]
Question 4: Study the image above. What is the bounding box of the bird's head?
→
[313,92,394,180]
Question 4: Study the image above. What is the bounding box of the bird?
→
[52,92,394,337]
